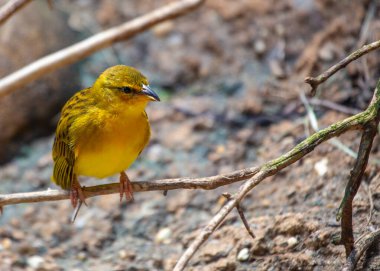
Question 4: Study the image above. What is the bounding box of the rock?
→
[319,42,336,61]
[77,252,87,261]
[314,158,328,176]
[155,227,172,244]
[0,0,78,162]
[27,255,44,269]
[287,237,298,248]
[254,39,267,55]
[237,247,250,262]
[1,238,12,250]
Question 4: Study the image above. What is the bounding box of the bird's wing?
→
[52,89,90,190]
[52,113,77,190]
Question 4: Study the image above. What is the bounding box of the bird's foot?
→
[119,171,134,202]
[70,184,87,209]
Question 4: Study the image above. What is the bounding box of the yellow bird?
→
[51,65,160,208]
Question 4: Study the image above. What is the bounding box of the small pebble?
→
[27,256,44,269]
[77,252,87,261]
[118,250,128,260]
[155,228,172,244]
[254,39,266,55]
[314,158,328,176]
[287,237,298,248]
[237,247,250,262]
[1,238,12,250]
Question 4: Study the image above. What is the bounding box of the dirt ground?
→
[1,0,380,270]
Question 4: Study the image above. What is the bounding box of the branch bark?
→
[339,81,380,256]
[0,0,205,98]
[0,0,33,26]
[305,39,380,96]
[0,167,259,207]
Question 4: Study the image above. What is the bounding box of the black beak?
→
[142,85,160,101]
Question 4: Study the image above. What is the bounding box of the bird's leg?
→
[119,171,134,202]
[70,175,86,208]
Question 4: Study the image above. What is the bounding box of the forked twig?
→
[222,192,255,239]
[305,40,380,96]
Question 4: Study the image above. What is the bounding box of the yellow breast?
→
[74,110,150,178]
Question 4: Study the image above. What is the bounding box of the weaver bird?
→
[52,65,160,208]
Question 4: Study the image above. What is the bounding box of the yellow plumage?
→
[51,65,160,206]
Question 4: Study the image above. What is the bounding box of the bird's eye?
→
[121,86,132,93]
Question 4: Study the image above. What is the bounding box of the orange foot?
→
[70,180,86,209]
[119,171,134,202]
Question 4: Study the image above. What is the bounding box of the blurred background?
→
[1,0,380,270]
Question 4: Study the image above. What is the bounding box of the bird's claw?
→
[70,186,87,209]
[119,172,134,202]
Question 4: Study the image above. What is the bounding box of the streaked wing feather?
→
[52,89,90,189]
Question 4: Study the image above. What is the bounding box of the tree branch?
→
[173,100,378,270]
[339,81,380,256]
[0,167,259,207]
[0,0,33,26]
[305,39,380,96]
[0,0,205,98]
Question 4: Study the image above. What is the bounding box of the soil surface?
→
[1,0,380,270]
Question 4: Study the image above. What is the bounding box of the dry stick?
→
[0,0,33,26]
[223,192,255,239]
[342,229,380,271]
[0,0,205,98]
[173,103,378,271]
[339,83,380,256]
[340,123,378,255]
[236,203,255,239]
[309,98,361,115]
[0,167,260,207]
[305,40,380,96]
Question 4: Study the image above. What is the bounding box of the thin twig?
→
[236,203,255,239]
[0,0,33,26]
[0,166,259,207]
[342,229,380,271]
[309,98,361,115]
[223,193,255,239]
[305,40,380,96]
[0,0,205,98]
[357,0,376,48]
[362,181,374,226]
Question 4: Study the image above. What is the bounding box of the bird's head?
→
[94,65,160,103]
